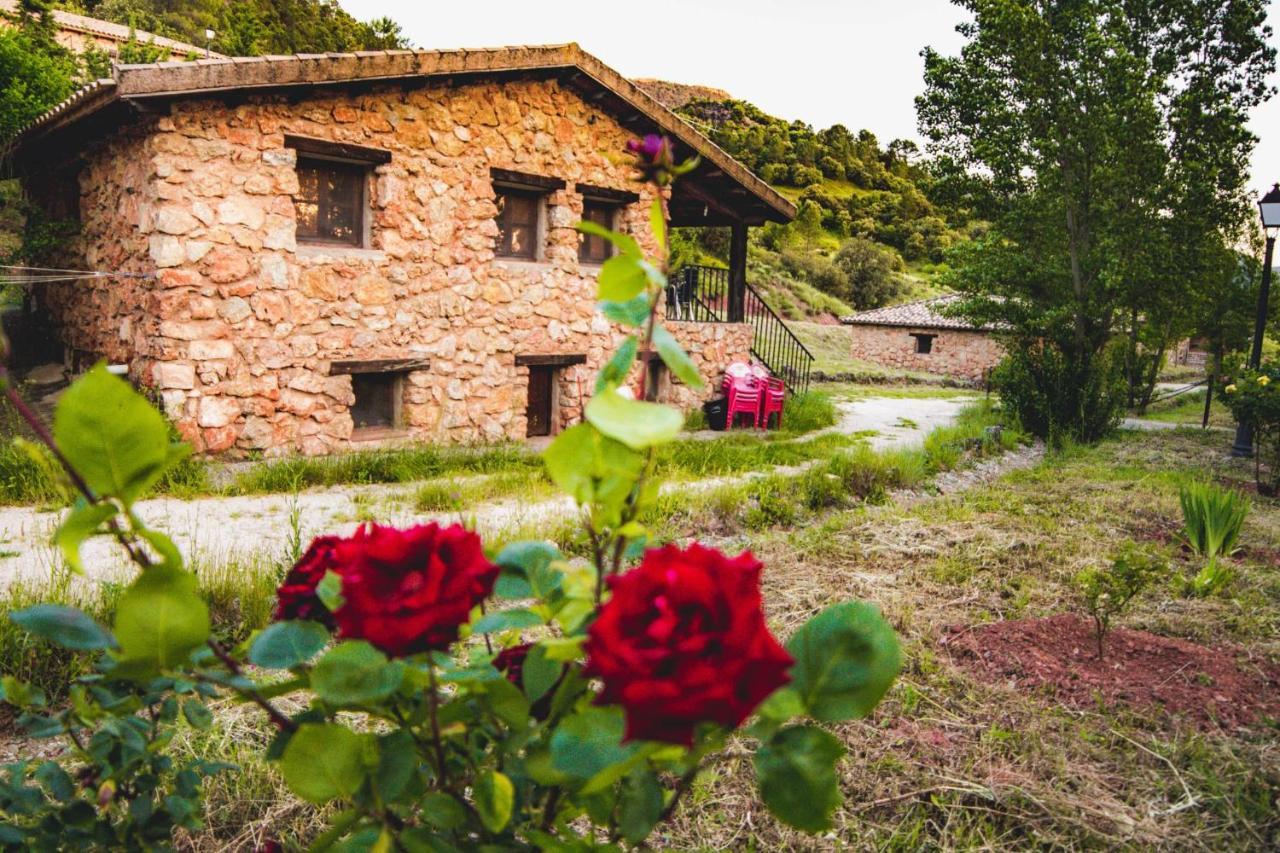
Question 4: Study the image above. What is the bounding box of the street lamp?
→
[204,28,215,58]
[1231,183,1280,456]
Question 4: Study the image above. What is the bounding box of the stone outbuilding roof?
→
[840,295,998,332]
[0,0,222,58]
[4,43,795,227]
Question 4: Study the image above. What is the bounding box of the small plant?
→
[1189,557,1234,598]
[1075,544,1167,659]
[1179,479,1249,560]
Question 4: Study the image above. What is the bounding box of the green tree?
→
[0,3,78,142]
[919,0,1275,443]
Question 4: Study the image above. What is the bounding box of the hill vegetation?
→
[60,0,408,56]
[664,92,980,320]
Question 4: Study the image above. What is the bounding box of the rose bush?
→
[1221,360,1280,493]
[0,137,902,848]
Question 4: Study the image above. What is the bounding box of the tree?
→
[833,238,905,309]
[918,0,1275,443]
[0,3,78,142]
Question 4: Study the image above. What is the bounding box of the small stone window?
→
[285,135,390,249]
[295,159,367,246]
[494,187,544,260]
[579,200,618,264]
[910,333,937,354]
[350,372,402,435]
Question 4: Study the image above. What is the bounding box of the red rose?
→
[274,535,341,626]
[493,643,532,687]
[272,523,498,657]
[583,543,793,745]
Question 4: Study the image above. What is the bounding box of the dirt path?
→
[0,395,976,589]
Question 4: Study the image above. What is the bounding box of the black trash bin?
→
[702,397,729,431]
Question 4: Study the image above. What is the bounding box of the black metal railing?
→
[666,266,815,393]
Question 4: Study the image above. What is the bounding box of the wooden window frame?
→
[286,135,388,249]
[579,199,619,265]
[493,185,545,261]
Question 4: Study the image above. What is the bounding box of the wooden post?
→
[728,222,748,323]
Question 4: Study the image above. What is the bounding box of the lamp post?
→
[1231,183,1280,457]
[204,28,215,58]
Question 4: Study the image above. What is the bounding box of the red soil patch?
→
[941,614,1280,733]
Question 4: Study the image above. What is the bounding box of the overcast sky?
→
[348,0,1277,198]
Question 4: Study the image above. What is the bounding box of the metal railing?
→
[666,265,815,393]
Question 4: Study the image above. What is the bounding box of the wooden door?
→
[526,366,554,437]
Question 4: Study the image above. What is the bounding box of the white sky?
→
[347,0,1277,197]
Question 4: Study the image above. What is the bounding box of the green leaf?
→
[617,767,664,844]
[481,677,531,729]
[472,608,543,634]
[373,730,417,803]
[600,294,651,327]
[278,723,366,804]
[10,604,114,651]
[317,569,345,613]
[494,541,563,600]
[786,602,901,722]
[249,621,330,669]
[652,324,704,389]
[596,336,639,394]
[112,567,210,677]
[54,503,116,574]
[586,387,683,450]
[311,641,404,706]
[520,643,561,703]
[419,791,466,830]
[754,725,844,832]
[182,698,213,730]
[543,422,644,511]
[576,220,641,258]
[648,198,666,252]
[597,254,649,302]
[473,769,515,833]
[51,363,177,505]
[35,761,74,803]
[136,527,184,571]
[550,706,641,785]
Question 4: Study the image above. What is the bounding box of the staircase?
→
[666,266,815,393]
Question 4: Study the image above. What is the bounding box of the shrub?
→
[832,237,905,310]
[993,339,1125,446]
[778,390,837,434]
[1178,480,1249,560]
[791,164,824,187]
[1219,363,1280,493]
[1074,544,1166,659]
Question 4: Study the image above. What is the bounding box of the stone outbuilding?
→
[4,44,799,455]
[841,295,1004,383]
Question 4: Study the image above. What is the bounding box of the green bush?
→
[993,340,1125,446]
[778,390,837,434]
[1178,480,1249,560]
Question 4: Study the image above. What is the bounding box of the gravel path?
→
[0,395,977,590]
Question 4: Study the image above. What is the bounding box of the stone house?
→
[842,295,1004,382]
[0,1,218,59]
[4,44,797,455]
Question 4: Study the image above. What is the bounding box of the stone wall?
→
[849,324,1003,382]
[32,77,753,454]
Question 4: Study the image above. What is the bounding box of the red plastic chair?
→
[723,366,761,429]
[761,377,785,429]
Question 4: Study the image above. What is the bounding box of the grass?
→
[1138,389,1234,429]
[24,404,1280,848]
[789,321,959,384]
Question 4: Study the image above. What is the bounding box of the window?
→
[910,333,937,354]
[494,187,543,260]
[350,373,401,433]
[579,200,618,264]
[295,158,367,246]
[285,135,390,249]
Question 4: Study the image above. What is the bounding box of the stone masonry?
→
[848,324,1003,383]
[34,76,754,455]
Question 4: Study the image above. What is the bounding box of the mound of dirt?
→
[941,613,1280,732]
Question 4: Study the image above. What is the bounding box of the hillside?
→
[666,96,977,321]
[634,79,732,110]
[56,0,407,55]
